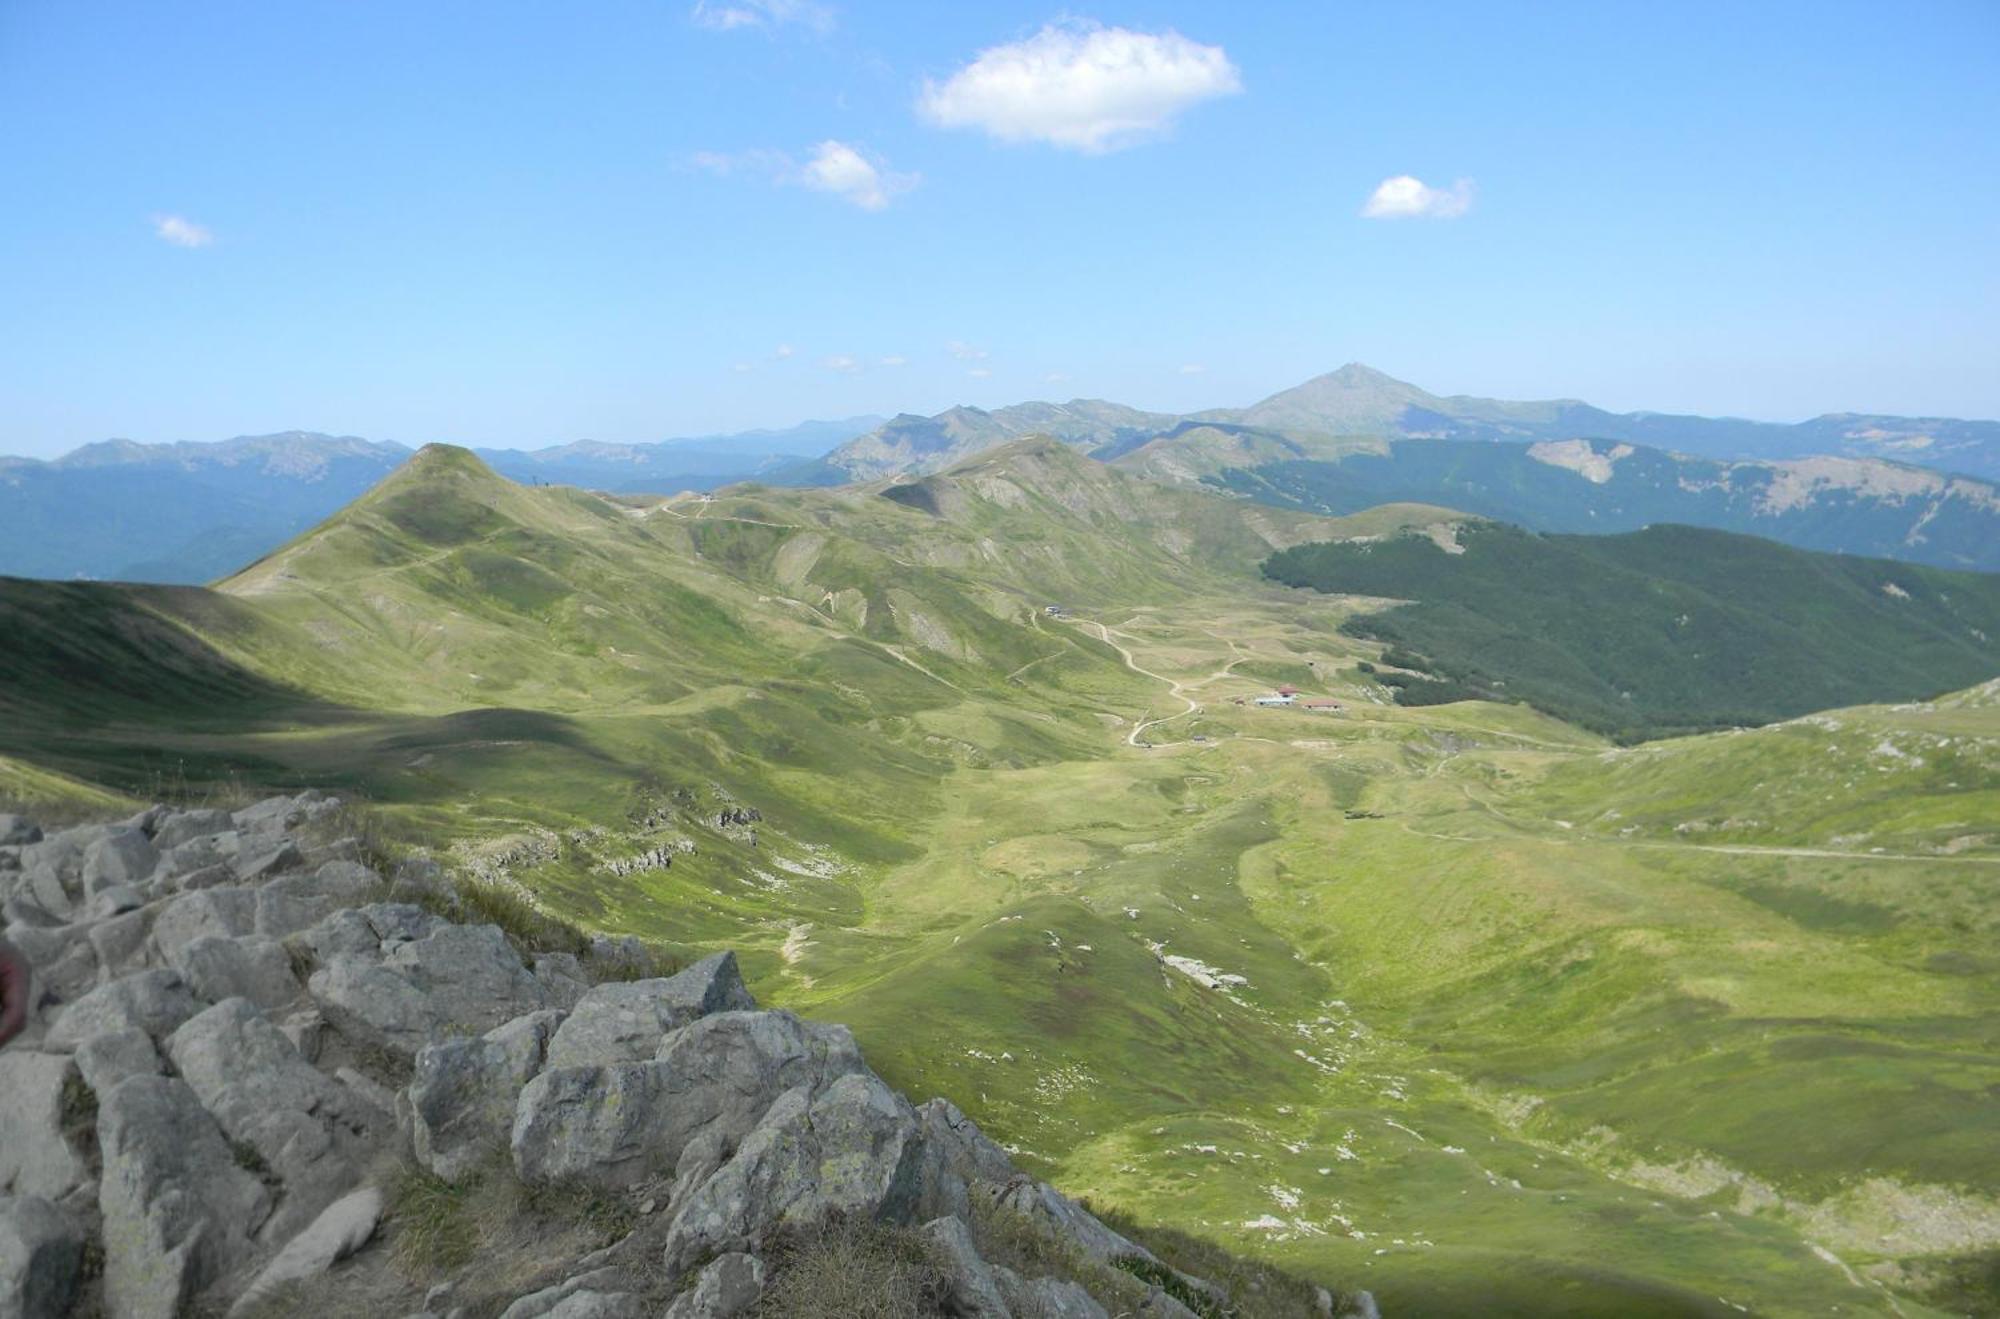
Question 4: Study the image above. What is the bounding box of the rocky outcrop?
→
[0,795,1365,1317]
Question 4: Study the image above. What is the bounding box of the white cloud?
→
[690,0,833,34]
[696,142,914,210]
[1178,363,1206,375]
[774,343,796,359]
[798,140,914,211]
[879,354,908,367]
[918,21,1240,153]
[731,361,756,374]
[1045,371,1071,384]
[1361,175,1475,220]
[823,353,861,372]
[946,340,989,361]
[152,214,213,247]
[967,367,993,378]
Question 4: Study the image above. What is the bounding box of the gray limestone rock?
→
[308,923,548,1060]
[150,809,237,852]
[661,1251,765,1319]
[659,1071,926,1275]
[46,970,202,1050]
[73,1028,163,1095]
[171,935,303,1013]
[0,1194,84,1319]
[542,952,755,1071]
[227,1184,384,1317]
[0,1053,89,1202]
[166,998,387,1240]
[409,1009,565,1182]
[80,829,157,896]
[95,1075,272,1319]
[150,888,258,964]
[513,1010,863,1188]
[922,1215,1009,1319]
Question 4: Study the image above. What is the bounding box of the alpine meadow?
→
[2,5,1997,1319]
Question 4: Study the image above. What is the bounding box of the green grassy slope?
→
[1264,521,2000,740]
[2,443,1996,1315]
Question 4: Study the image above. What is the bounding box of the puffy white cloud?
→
[696,142,914,210]
[152,214,213,247]
[918,21,1240,153]
[798,140,914,211]
[774,343,796,359]
[690,0,832,34]
[946,340,988,361]
[1361,175,1475,220]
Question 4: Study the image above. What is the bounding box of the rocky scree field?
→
[0,793,1363,1319]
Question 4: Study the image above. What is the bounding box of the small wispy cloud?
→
[1178,363,1206,375]
[731,362,756,374]
[967,367,993,379]
[1045,371,1071,384]
[822,353,861,373]
[152,214,214,248]
[918,21,1240,153]
[690,0,833,34]
[946,340,989,362]
[798,140,914,211]
[692,141,915,211]
[1361,175,1475,220]
[878,355,908,368]
[773,344,796,360]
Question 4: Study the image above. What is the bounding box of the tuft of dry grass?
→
[751,1215,954,1318]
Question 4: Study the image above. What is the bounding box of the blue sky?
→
[2,0,1996,456]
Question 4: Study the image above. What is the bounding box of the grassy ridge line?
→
[1263,521,2000,741]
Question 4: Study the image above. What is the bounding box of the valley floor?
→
[500,592,2000,1317]
[7,559,1996,1316]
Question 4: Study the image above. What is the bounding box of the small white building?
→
[1254,693,1296,707]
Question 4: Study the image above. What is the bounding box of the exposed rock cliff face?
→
[0,796,1366,1318]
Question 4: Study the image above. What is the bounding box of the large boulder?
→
[255,861,382,939]
[512,1010,864,1188]
[45,970,201,1050]
[542,952,756,1071]
[226,1185,383,1317]
[80,829,157,897]
[0,1194,84,1319]
[661,1251,765,1319]
[923,1215,1009,1319]
[659,1071,927,1274]
[0,1053,89,1202]
[150,889,258,965]
[150,809,236,852]
[993,1267,1108,1319]
[409,1009,565,1182]
[95,1075,271,1319]
[166,998,388,1240]
[171,935,302,1013]
[308,923,549,1060]
[73,1029,163,1095]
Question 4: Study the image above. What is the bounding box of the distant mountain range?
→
[9,363,2000,585]
[815,365,2000,572]
[0,418,879,582]
[819,363,2000,483]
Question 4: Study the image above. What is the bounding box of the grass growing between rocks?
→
[751,1217,955,1318]
[383,1158,645,1315]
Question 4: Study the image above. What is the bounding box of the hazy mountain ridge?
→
[824,361,2000,484]
[0,418,880,583]
[1196,435,2000,571]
